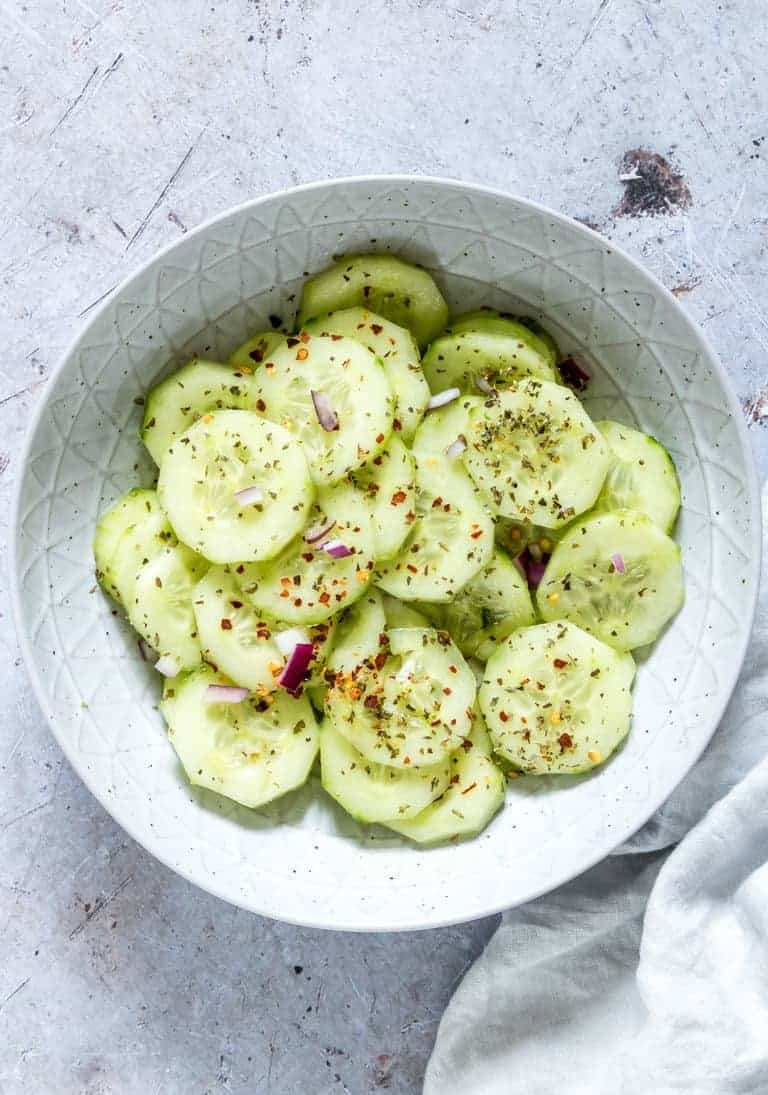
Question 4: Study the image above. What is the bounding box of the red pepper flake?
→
[470,529,484,539]
[300,331,311,344]
[448,664,457,674]
[230,600,243,608]
[431,496,444,508]
[393,418,402,431]
[256,627,270,639]
[405,511,416,524]
[286,337,300,347]
[293,597,303,606]
[301,552,314,563]
[296,347,309,361]
[221,619,233,631]
[374,651,388,669]
[331,334,343,341]
[371,323,383,334]
[363,694,379,710]
[558,732,573,750]
[249,348,265,362]
[318,591,331,604]
[375,432,385,444]
[236,564,245,574]
[442,687,452,696]
[406,564,418,574]
[391,490,407,504]
[460,738,473,752]
[461,782,477,796]
[553,658,568,669]
[499,711,509,722]
[402,755,411,765]
[256,398,266,412]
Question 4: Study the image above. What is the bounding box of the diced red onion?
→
[474,375,495,395]
[311,389,339,431]
[611,552,626,574]
[155,654,180,678]
[558,355,591,391]
[274,627,312,657]
[426,387,460,411]
[304,517,336,544]
[526,557,548,589]
[320,538,354,559]
[235,485,264,507]
[445,434,467,459]
[513,553,527,580]
[278,642,315,693]
[206,684,250,704]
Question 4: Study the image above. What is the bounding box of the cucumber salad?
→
[94,253,684,845]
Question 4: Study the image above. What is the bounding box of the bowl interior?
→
[13,178,759,930]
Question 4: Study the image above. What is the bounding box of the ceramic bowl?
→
[11,176,760,930]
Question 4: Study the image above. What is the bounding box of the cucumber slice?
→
[303,308,429,441]
[320,718,452,824]
[109,500,177,606]
[423,329,557,394]
[381,593,430,629]
[536,509,685,651]
[375,455,493,603]
[298,253,449,348]
[463,380,610,528]
[141,359,260,465]
[238,480,376,625]
[157,409,314,564]
[447,309,559,368]
[595,420,681,533]
[348,437,416,561]
[327,589,387,674]
[252,334,394,486]
[164,666,319,809]
[228,330,285,371]
[326,627,475,769]
[434,549,536,662]
[385,717,505,844]
[128,544,208,670]
[480,621,635,775]
[193,566,335,693]
[94,488,171,603]
[411,393,482,460]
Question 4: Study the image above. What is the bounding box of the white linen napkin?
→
[425,484,768,1095]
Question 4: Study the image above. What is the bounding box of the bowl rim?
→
[10,174,762,931]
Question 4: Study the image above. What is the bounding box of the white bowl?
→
[11,176,760,931]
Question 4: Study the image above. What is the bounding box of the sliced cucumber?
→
[327,627,475,769]
[164,666,319,809]
[348,437,416,561]
[157,409,314,564]
[423,329,557,394]
[447,309,559,368]
[228,330,285,372]
[303,307,429,441]
[375,455,493,603]
[238,479,376,625]
[128,544,207,670]
[298,253,449,348]
[327,589,387,674]
[109,501,176,606]
[411,393,482,461]
[480,621,635,775]
[595,420,681,532]
[381,592,430,629]
[463,380,610,528]
[385,717,505,844]
[537,509,685,651]
[320,718,451,824]
[193,566,335,693]
[252,333,394,486]
[433,549,536,662]
[141,359,260,465]
[94,488,171,603]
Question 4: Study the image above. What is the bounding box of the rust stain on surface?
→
[614,149,692,217]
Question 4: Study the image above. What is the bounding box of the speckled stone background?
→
[1,2,766,1092]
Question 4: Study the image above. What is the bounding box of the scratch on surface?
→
[79,282,118,317]
[126,132,205,249]
[50,65,100,135]
[69,874,134,938]
[0,380,45,409]
[101,52,124,81]
[0,977,30,1012]
[717,182,746,249]
[580,0,612,49]
[682,88,713,142]
[0,800,52,833]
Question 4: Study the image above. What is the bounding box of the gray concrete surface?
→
[1,1,766,1092]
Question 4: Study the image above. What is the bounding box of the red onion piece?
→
[512,553,527,580]
[304,518,336,544]
[311,389,339,431]
[274,627,311,657]
[206,684,250,703]
[320,538,354,558]
[516,546,550,590]
[278,642,315,693]
[155,654,180,678]
[474,375,495,395]
[426,387,460,411]
[611,552,626,574]
[444,434,467,460]
[526,557,548,589]
[558,355,591,391]
[235,485,264,507]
